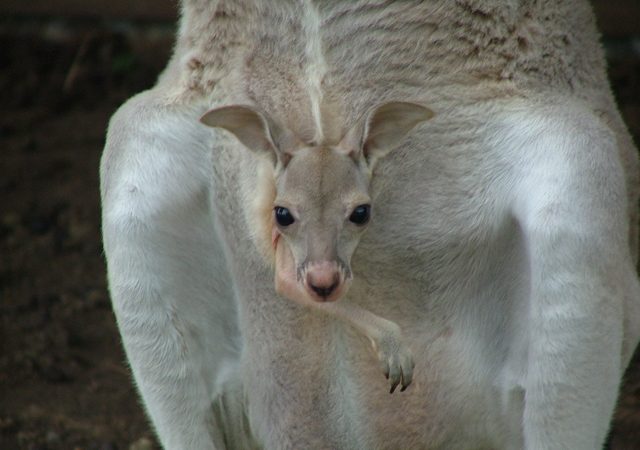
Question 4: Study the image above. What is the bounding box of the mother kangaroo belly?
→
[325,315,514,450]
[332,188,527,448]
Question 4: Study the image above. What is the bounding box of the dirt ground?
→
[1,19,639,450]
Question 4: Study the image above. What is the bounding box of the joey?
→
[201,101,433,392]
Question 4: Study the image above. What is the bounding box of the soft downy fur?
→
[101,1,640,449]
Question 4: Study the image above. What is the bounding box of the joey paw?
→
[371,327,415,393]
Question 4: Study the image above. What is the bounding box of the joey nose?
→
[309,279,339,298]
[306,266,341,300]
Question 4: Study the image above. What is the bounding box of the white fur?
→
[101,2,640,449]
[102,94,245,449]
[301,0,327,145]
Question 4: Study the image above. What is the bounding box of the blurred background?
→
[1,1,639,449]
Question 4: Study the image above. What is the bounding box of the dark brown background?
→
[1,2,639,449]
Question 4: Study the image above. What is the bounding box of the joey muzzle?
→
[303,261,345,302]
[273,238,351,305]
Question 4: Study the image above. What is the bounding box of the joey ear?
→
[201,105,275,155]
[200,105,299,166]
[339,102,434,166]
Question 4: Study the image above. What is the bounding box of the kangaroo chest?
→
[210,115,522,449]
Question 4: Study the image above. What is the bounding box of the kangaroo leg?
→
[101,91,245,449]
[502,101,640,449]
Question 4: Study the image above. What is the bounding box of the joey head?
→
[271,145,373,303]
[201,101,432,305]
[201,101,433,392]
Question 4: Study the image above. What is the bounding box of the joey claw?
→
[399,353,415,392]
[380,358,390,379]
[400,370,411,392]
[399,373,407,392]
[388,357,402,393]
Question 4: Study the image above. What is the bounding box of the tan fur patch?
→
[249,159,277,265]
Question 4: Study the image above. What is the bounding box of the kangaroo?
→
[201,102,433,392]
[101,1,640,449]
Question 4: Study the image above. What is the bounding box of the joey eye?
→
[349,204,371,226]
[274,206,295,227]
